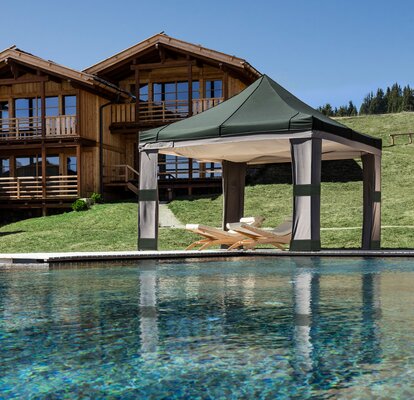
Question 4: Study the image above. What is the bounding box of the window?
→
[15,156,42,177]
[153,81,199,103]
[46,155,60,176]
[45,97,59,117]
[15,98,41,119]
[0,101,9,132]
[130,84,148,102]
[0,158,9,177]
[14,98,41,132]
[63,95,77,115]
[67,156,77,175]
[205,80,222,98]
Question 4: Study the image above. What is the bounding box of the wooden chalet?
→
[86,33,260,198]
[0,34,260,214]
[0,46,130,214]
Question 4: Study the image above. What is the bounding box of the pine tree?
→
[401,85,414,112]
[317,103,334,116]
[348,101,358,116]
[360,92,374,115]
[387,83,402,113]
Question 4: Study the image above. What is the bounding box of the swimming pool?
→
[1,257,414,398]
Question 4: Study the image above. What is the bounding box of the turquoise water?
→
[1,257,414,398]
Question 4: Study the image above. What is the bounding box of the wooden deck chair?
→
[226,217,292,250]
[185,216,265,251]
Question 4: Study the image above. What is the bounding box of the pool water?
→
[1,257,414,398]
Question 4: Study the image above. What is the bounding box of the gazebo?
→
[138,75,382,251]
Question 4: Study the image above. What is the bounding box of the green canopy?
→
[141,74,381,150]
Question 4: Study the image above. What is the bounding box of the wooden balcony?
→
[110,98,223,131]
[0,175,78,200]
[0,115,77,140]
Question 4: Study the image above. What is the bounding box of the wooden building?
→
[0,34,260,214]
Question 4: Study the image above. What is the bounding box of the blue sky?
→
[1,0,413,108]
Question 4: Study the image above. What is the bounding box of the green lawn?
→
[1,112,414,252]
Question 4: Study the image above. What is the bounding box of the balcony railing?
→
[0,115,77,140]
[0,175,78,199]
[110,98,223,126]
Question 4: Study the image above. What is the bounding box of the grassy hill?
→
[1,112,414,252]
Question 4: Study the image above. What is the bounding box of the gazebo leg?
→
[362,153,381,250]
[222,160,247,230]
[290,138,322,251]
[138,149,159,251]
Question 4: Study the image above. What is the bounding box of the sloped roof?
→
[141,75,382,150]
[0,46,130,98]
[84,33,260,78]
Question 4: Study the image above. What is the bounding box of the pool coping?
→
[1,248,414,268]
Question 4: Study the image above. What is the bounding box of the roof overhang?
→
[84,33,261,80]
[141,130,381,164]
[0,47,131,99]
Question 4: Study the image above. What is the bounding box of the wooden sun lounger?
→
[185,216,266,251]
[226,218,292,250]
[185,224,246,250]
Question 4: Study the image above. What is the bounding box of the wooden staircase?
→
[104,164,139,195]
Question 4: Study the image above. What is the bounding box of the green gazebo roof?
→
[141,75,381,150]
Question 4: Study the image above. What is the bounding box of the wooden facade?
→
[0,34,260,213]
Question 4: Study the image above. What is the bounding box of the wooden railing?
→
[0,175,78,199]
[0,115,77,140]
[110,98,224,125]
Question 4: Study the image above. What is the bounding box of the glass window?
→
[15,156,42,177]
[152,81,199,115]
[130,84,148,102]
[192,81,200,100]
[15,98,41,132]
[63,95,77,115]
[0,101,9,119]
[15,98,41,118]
[205,80,222,98]
[46,155,59,176]
[0,102,9,132]
[67,156,77,175]
[46,97,59,117]
[0,158,9,177]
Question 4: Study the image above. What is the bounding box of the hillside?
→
[1,112,414,252]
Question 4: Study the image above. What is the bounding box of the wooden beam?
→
[8,60,21,79]
[76,144,81,196]
[0,76,49,85]
[156,43,166,63]
[41,79,47,199]
[222,66,229,100]
[131,60,196,70]
[187,56,193,117]
[134,64,140,123]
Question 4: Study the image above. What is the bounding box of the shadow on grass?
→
[0,230,25,237]
[172,193,221,202]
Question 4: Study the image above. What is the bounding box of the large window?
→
[45,97,59,117]
[67,156,77,175]
[14,96,77,118]
[153,81,199,103]
[0,101,9,132]
[130,84,149,102]
[205,80,222,98]
[0,158,9,177]
[63,95,77,115]
[15,156,42,177]
[46,155,60,176]
[15,98,41,119]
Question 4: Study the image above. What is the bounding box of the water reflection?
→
[139,262,158,354]
[0,259,393,398]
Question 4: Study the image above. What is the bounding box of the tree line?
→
[317,83,414,117]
